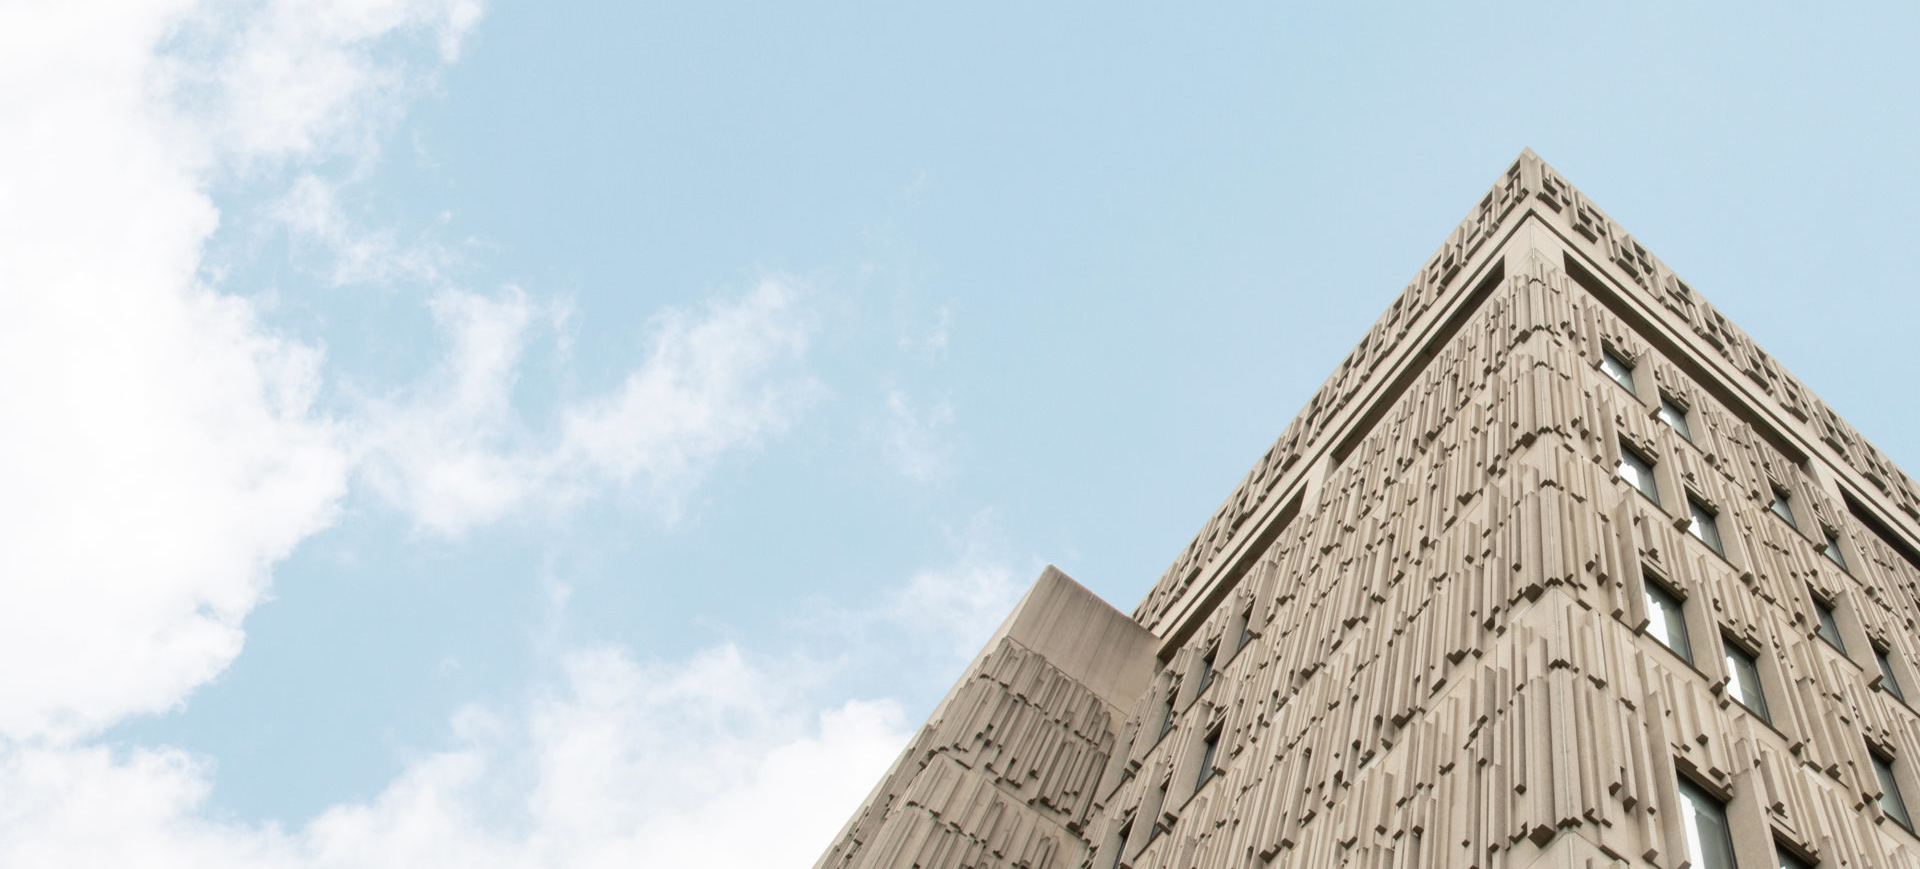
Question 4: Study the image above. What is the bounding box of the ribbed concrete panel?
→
[818,152,1920,869]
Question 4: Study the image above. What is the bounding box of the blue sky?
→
[5,2,1920,866]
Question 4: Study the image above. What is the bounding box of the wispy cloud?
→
[0,2,956,867]
[552,279,820,516]
[0,530,1030,867]
[0,645,911,869]
[897,304,950,358]
[272,173,454,287]
[0,0,479,741]
[359,278,820,536]
[880,388,956,483]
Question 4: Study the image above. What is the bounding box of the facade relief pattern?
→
[818,153,1920,869]
[1098,253,1920,868]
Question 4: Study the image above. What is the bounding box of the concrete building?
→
[814,150,1920,869]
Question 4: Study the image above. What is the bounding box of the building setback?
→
[813,150,1920,869]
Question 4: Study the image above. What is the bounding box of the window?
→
[1689,498,1725,556]
[1813,594,1846,653]
[1619,443,1660,502]
[1873,750,1913,830]
[1678,776,1738,869]
[1876,645,1907,703]
[1646,575,1694,664]
[1775,842,1814,869]
[1821,533,1849,572]
[1770,487,1798,530]
[1236,603,1254,653]
[1195,646,1217,695]
[1659,395,1694,441]
[1158,688,1177,740]
[1195,727,1220,790]
[1145,783,1169,843]
[1724,636,1771,723]
[1108,819,1133,869]
[1601,348,1637,396]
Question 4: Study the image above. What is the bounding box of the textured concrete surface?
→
[816,151,1920,868]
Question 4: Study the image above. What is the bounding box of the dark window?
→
[1601,349,1637,396]
[1646,577,1693,664]
[1724,636,1770,723]
[1236,605,1254,653]
[1770,487,1798,530]
[1844,491,1920,576]
[1620,443,1660,502]
[1876,646,1907,703]
[1678,777,1738,869]
[1146,783,1168,843]
[1813,595,1846,653]
[1873,750,1913,830]
[1196,728,1220,790]
[1109,819,1132,869]
[1822,533,1849,572]
[1776,841,1814,869]
[1689,498,1724,556]
[1659,395,1693,441]
[1195,647,1217,695]
[1159,689,1177,740]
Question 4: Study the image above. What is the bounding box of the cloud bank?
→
[0,1,953,866]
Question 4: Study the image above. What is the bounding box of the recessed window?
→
[1813,594,1846,653]
[1776,841,1814,869]
[1195,727,1221,790]
[1646,576,1693,664]
[1195,646,1217,695]
[1159,689,1177,740]
[1659,395,1694,441]
[1724,636,1770,723]
[1770,487,1798,530]
[1873,750,1913,830]
[1876,645,1907,704]
[1146,783,1168,842]
[1109,819,1132,869]
[1821,533,1849,572]
[1678,777,1738,869]
[1236,616,1254,653]
[1619,443,1660,502]
[1688,499,1725,556]
[1601,348,1638,396]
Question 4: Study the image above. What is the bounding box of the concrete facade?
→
[814,151,1920,869]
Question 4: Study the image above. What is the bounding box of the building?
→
[813,150,1920,869]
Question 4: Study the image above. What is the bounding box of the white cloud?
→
[897,304,950,357]
[0,0,819,739]
[166,0,484,165]
[273,173,452,286]
[356,286,549,534]
[0,1,925,867]
[0,645,912,869]
[880,387,956,483]
[552,279,819,517]
[0,0,479,740]
[880,511,1024,656]
[360,279,819,536]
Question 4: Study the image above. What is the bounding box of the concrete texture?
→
[815,150,1920,868]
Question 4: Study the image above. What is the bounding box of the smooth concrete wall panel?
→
[1002,567,1162,709]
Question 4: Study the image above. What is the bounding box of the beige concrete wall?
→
[818,151,1920,869]
[814,567,1157,869]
